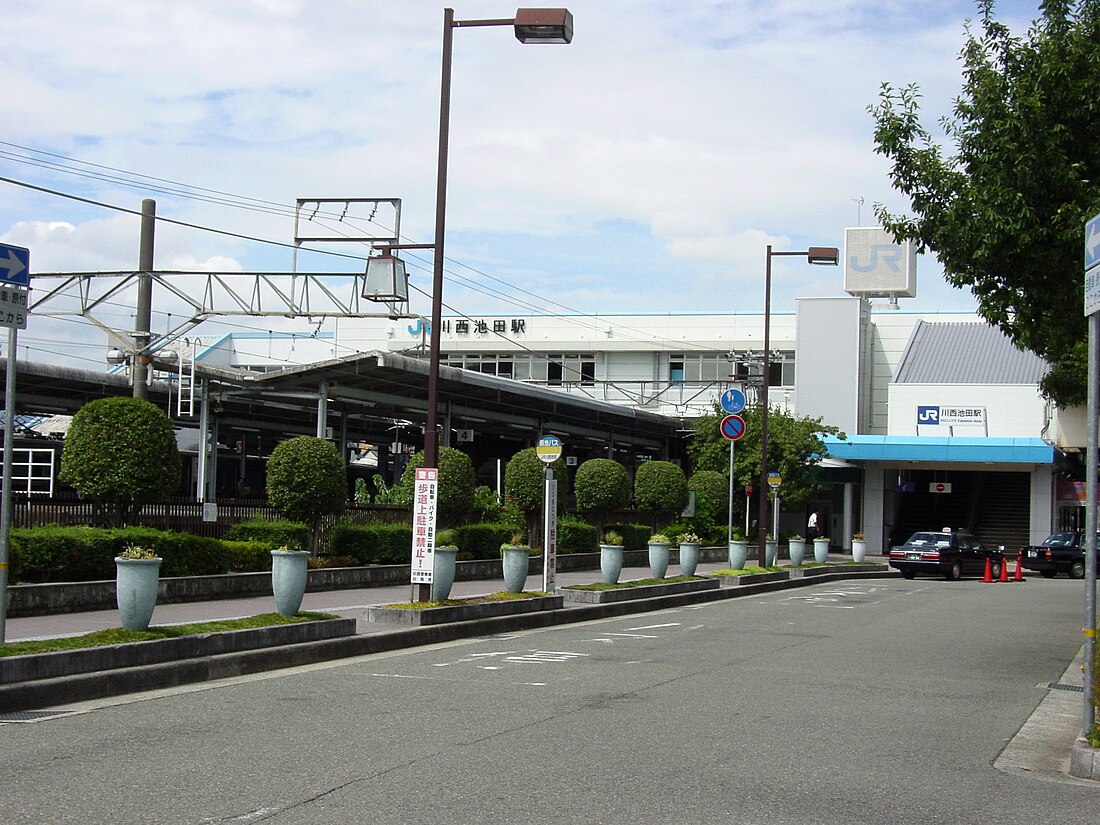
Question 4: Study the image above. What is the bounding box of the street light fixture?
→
[420,7,573,599]
[756,244,839,566]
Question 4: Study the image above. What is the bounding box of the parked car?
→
[1019,532,1097,579]
[888,529,1004,580]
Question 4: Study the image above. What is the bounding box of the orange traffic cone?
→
[998,557,1009,583]
[1014,556,1025,582]
[982,557,993,583]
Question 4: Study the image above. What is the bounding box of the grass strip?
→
[383,591,553,610]
[0,611,340,657]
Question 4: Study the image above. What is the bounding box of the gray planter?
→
[728,540,748,570]
[501,546,530,593]
[431,547,459,601]
[271,550,310,616]
[600,544,625,584]
[678,542,701,576]
[647,542,670,579]
[765,539,778,567]
[813,538,830,563]
[851,540,867,563]
[788,539,806,566]
[115,556,162,631]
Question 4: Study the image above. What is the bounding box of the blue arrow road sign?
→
[720,388,746,414]
[1086,212,1100,271]
[720,414,746,441]
[0,243,30,286]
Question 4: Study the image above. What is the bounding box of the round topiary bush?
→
[504,448,570,515]
[574,458,630,533]
[633,460,688,519]
[59,396,182,526]
[401,446,476,527]
[266,436,347,552]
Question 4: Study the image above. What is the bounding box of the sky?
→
[0,0,1049,370]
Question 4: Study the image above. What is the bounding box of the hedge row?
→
[9,526,271,584]
[605,523,652,551]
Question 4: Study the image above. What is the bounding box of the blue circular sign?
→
[720,414,746,441]
[720,388,746,414]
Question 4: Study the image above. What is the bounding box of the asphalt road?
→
[3,576,1096,824]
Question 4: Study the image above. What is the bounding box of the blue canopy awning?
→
[822,435,1056,464]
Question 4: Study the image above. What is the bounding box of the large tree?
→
[869,0,1100,406]
[687,402,841,518]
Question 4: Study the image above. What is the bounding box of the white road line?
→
[626,622,680,631]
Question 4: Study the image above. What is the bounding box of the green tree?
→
[504,448,570,540]
[59,396,181,527]
[688,470,730,524]
[633,460,688,522]
[400,446,476,528]
[869,0,1100,406]
[573,458,631,538]
[265,436,347,553]
[687,403,841,510]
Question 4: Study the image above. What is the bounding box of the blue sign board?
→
[0,243,30,286]
[1086,212,1100,271]
[720,414,746,441]
[720,388,746,415]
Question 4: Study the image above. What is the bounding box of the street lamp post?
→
[419,7,573,600]
[756,244,838,566]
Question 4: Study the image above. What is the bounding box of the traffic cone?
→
[982,557,993,583]
[1014,555,1025,582]
[998,557,1009,583]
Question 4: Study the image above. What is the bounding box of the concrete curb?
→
[0,618,357,685]
[0,566,892,713]
[1070,737,1100,781]
[561,577,719,604]
[365,595,564,626]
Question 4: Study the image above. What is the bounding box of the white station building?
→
[190,229,1088,556]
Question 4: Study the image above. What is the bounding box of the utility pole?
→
[133,199,155,399]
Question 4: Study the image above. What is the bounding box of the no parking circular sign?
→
[720,414,746,441]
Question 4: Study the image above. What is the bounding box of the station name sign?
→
[916,405,986,426]
[407,318,527,337]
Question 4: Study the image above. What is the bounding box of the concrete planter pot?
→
[851,540,867,563]
[678,542,701,577]
[788,539,807,566]
[813,538,830,564]
[271,550,310,616]
[765,539,778,567]
[647,542,670,579]
[600,544,625,584]
[115,556,162,631]
[501,546,530,593]
[431,547,459,601]
[728,540,748,570]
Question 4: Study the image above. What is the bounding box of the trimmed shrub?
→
[8,526,270,583]
[605,522,651,551]
[574,458,630,533]
[223,518,310,549]
[400,447,477,527]
[329,522,413,565]
[557,516,598,554]
[451,523,517,559]
[59,396,182,527]
[504,448,570,514]
[266,436,348,552]
[633,460,688,519]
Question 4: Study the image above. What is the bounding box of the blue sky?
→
[0,1,1049,368]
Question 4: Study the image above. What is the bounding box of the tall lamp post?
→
[419,7,574,600]
[756,244,839,566]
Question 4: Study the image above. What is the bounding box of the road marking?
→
[605,632,659,639]
[626,622,680,631]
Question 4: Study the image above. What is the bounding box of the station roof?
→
[823,434,1056,465]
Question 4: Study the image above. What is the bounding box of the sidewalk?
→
[5,557,756,642]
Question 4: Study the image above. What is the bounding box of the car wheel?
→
[1041,570,1056,579]
[902,570,915,579]
[1070,561,1085,579]
[945,561,961,581]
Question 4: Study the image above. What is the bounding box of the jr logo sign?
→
[916,406,939,424]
